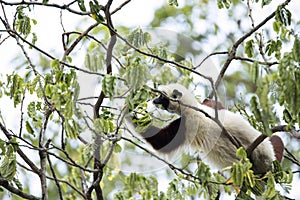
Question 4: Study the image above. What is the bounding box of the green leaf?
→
[102,74,116,99]
[126,88,151,111]
[124,28,151,50]
[114,143,122,153]
[278,52,300,126]
[15,6,31,37]
[64,119,79,138]
[236,147,247,159]
[77,0,86,12]
[64,100,74,119]
[245,39,255,58]
[273,21,280,33]
[262,0,272,7]
[114,173,160,200]
[125,58,150,92]
[66,56,73,63]
[28,75,40,95]
[27,102,37,119]
[7,74,24,107]
[245,171,255,188]
[217,0,231,9]
[168,0,178,6]
[0,154,17,180]
[84,47,105,72]
[231,162,244,186]
[31,19,38,25]
[292,37,300,62]
[50,59,60,70]
[250,96,262,122]
[275,6,292,26]
[196,162,211,186]
[45,84,52,97]
[89,0,104,22]
[265,39,282,59]
[94,117,115,134]
[25,121,35,136]
[250,61,259,84]
[0,139,6,156]
[264,176,277,199]
[13,177,23,191]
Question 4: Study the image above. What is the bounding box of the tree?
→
[0,0,299,199]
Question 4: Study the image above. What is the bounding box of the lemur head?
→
[153,84,197,115]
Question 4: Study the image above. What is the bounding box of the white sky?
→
[1,0,300,199]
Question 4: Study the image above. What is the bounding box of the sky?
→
[1,0,300,199]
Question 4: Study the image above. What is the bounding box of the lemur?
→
[132,84,283,174]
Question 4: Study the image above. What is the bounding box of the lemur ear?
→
[172,89,182,99]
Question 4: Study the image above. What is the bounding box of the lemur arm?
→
[135,117,186,153]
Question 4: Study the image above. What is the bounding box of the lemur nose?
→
[153,95,169,110]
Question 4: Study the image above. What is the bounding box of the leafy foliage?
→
[114,173,164,200]
[0,0,299,199]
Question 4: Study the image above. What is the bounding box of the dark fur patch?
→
[153,95,170,110]
[270,135,284,163]
[138,117,186,153]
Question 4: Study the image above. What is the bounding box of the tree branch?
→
[0,122,40,174]
[62,22,99,58]
[87,1,118,199]
[208,0,292,98]
[246,125,294,158]
[38,110,52,200]
[0,0,90,15]
[234,56,279,66]
[0,177,41,200]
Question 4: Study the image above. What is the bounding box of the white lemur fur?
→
[135,83,277,174]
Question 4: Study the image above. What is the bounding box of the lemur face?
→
[153,87,183,114]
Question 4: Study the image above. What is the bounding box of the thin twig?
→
[194,51,228,69]
[284,148,300,167]
[234,56,279,66]
[47,152,63,200]
[61,22,99,64]
[18,90,26,137]
[111,0,132,15]
[38,110,52,200]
